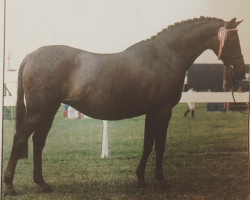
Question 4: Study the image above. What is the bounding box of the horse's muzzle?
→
[231,60,246,80]
[233,67,245,81]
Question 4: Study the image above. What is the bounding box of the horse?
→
[4,17,245,196]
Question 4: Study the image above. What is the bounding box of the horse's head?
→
[213,18,245,81]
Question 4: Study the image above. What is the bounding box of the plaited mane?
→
[144,16,224,42]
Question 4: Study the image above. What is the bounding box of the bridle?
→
[217,26,244,66]
[217,26,244,77]
[231,54,244,59]
[217,26,247,114]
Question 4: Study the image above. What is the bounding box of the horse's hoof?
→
[136,180,147,188]
[40,184,53,193]
[4,189,17,196]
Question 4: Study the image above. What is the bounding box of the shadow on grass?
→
[5,174,249,200]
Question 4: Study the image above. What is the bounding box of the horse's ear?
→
[227,18,236,28]
[235,20,243,27]
[229,18,237,24]
[227,18,243,28]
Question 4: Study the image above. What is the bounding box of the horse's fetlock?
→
[33,175,45,185]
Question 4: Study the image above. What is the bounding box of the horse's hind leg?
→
[4,111,43,196]
[32,104,60,193]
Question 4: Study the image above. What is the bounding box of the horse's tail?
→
[15,57,28,159]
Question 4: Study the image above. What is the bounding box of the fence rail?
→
[4,92,249,107]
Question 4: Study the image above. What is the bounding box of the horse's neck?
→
[152,21,222,69]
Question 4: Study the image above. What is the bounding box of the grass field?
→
[2,103,250,200]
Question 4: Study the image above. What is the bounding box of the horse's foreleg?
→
[154,109,172,183]
[136,112,155,187]
[4,113,41,196]
[136,108,172,187]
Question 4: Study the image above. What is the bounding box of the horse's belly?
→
[63,83,182,120]
[68,100,146,120]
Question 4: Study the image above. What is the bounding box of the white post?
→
[101,120,109,158]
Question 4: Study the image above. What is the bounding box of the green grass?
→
[2,103,250,200]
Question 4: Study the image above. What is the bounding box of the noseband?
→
[231,54,244,60]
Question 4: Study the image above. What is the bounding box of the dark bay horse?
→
[4,17,245,196]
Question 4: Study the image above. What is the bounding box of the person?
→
[183,71,188,92]
[184,87,195,117]
[237,85,242,92]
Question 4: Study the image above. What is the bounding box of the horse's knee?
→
[32,134,43,145]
